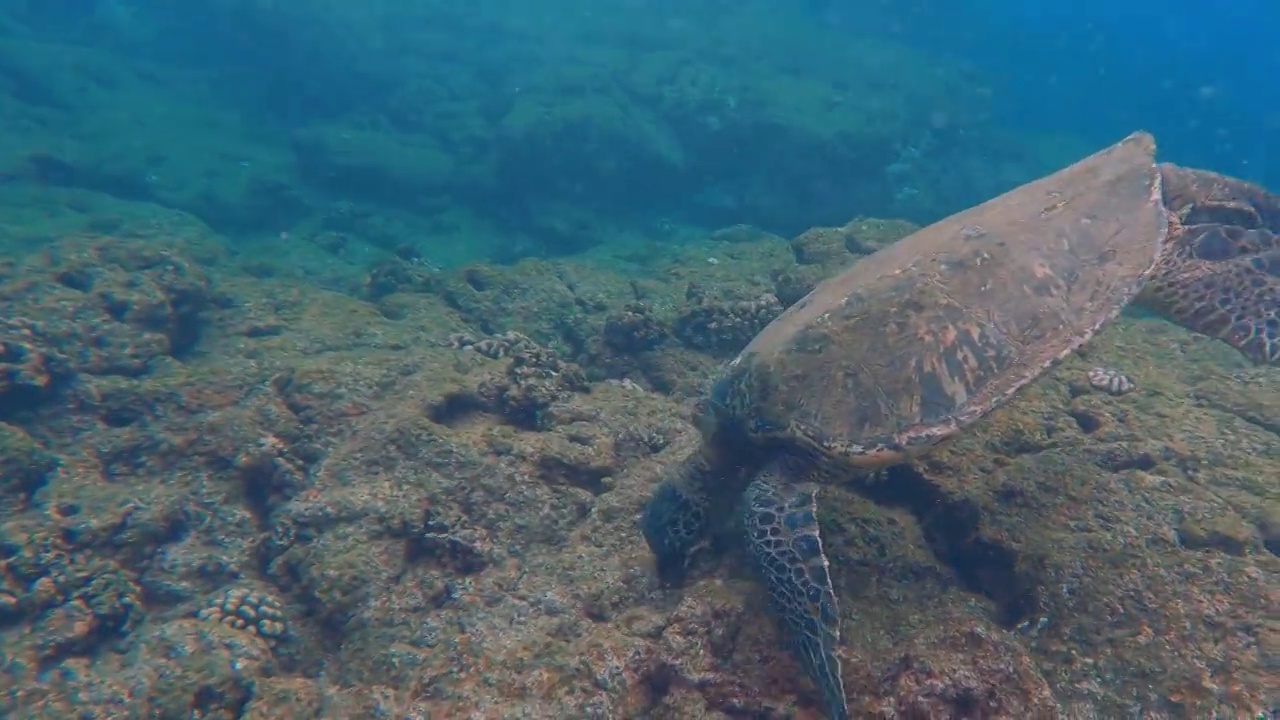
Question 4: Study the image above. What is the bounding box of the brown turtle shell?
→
[714,131,1169,468]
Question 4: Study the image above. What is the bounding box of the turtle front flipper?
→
[744,457,848,720]
[641,451,714,585]
[1141,250,1280,365]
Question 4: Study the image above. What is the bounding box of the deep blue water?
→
[846,0,1278,183]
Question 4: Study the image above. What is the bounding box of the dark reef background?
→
[2,0,1273,268]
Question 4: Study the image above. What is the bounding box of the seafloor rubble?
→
[0,201,1275,719]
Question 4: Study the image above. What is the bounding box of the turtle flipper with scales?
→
[1141,163,1280,364]
[640,131,1280,719]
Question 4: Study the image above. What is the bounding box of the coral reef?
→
[196,586,289,648]
[0,204,1272,719]
[673,293,784,355]
[472,338,591,431]
[1086,366,1137,396]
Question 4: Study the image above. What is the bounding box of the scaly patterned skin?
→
[641,386,851,718]
[639,456,711,586]
[1140,166,1280,365]
[639,448,849,719]
[1141,246,1280,364]
[744,459,847,720]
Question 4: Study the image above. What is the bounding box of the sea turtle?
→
[639,131,1279,719]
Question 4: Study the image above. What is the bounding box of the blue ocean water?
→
[2,0,1275,264]
[847,0,1278,183]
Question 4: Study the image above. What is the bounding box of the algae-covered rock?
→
[0,215,1274,720]
[0,423,56,501]
[1177,513,1258,555]
[1256,505,1280,556]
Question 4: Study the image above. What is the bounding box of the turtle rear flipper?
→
[1160,163,1280,231]
[745,459,848,720]
[1141,250,1280,365]
[1182,223,1280,261]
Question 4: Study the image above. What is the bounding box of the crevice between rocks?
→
[854,465,1041,629]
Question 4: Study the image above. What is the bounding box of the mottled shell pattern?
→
[705,132,1169,469]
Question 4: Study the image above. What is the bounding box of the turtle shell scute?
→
[706,132,1169,470]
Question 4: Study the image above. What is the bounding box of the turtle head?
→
[695,370,746,439]
[698,366,791,446]
[691,397,717,438]
[692,385,727,439]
